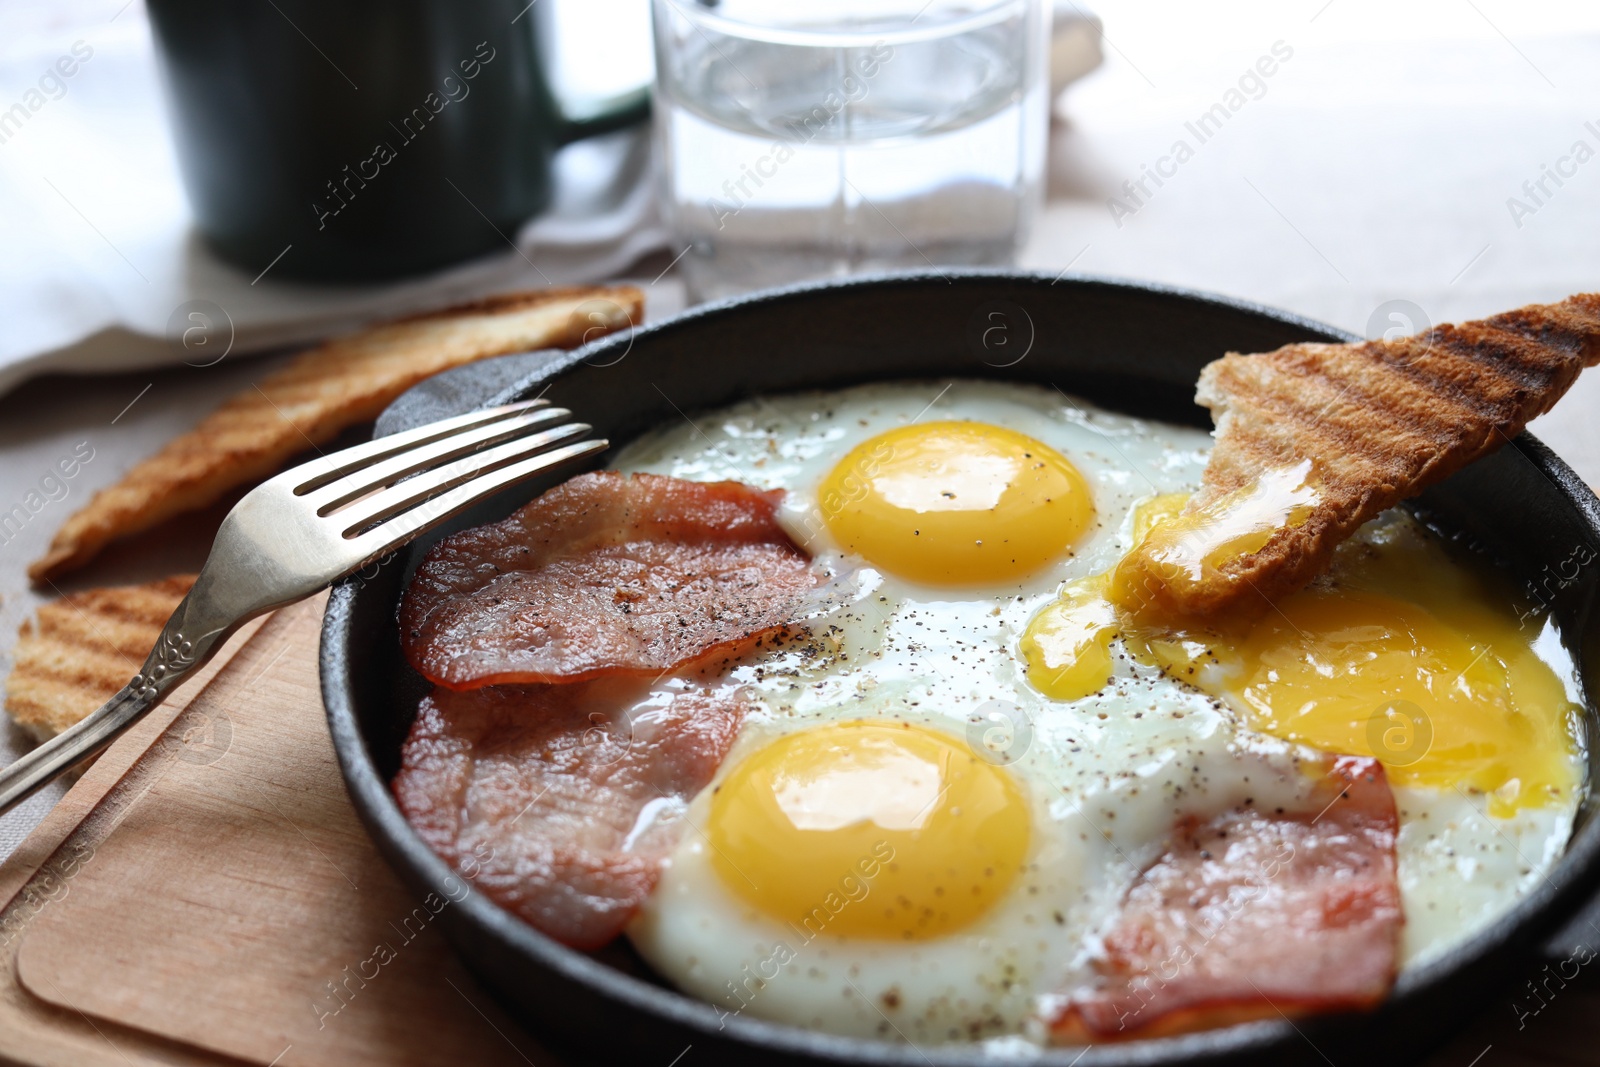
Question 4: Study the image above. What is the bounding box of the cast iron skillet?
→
[320,272,1600,1066]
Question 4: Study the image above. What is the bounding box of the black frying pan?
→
[319,272,1600,1066]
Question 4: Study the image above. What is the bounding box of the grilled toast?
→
[1116,293,1600,617]
[6,575,196,742]
[29,286,642,583]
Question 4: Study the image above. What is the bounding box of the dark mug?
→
[146,0,649,282]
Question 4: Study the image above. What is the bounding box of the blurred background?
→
[2,1,1598,372]
[1,0,1599,847]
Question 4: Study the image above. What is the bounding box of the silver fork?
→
[0,398,605,816]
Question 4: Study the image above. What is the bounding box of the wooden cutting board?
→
[0,595,1597,1067]
[0,596,561,1067]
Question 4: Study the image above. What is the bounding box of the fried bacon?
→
[400,472,818,690]
[1050,756,1402,1042]
[393,678,748,949]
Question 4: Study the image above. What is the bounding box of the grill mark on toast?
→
[6,575,196,742]
[29,286,644,583]
[1127,293,1600,615]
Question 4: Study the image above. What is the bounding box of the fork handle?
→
[0,593,234,818]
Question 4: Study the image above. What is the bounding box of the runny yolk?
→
[1107,461,1318,614]
[1017,576,1119,702]
[704,721,1030,940]
[1020,493,1188,702]
[819,421,1093,586]
[1181,586,1578,814]
[1022,495,1583,815]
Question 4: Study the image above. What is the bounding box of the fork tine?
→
[305,405,572,514]
[346,438,608,557]
[335,423,599,537]
[289,398,551,495]
[0,398,599,820]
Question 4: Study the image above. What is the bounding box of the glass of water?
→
[652,0,1049,302]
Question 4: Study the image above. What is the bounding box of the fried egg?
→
[610,379,1586,1044]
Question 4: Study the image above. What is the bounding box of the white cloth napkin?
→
[0,0,669,397]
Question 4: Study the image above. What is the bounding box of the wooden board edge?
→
[0,612,273,907]
[0,602,313,1067]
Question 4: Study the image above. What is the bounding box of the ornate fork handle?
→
[0,478,335,818]
[128,613,222,699]
[0,589,237,816]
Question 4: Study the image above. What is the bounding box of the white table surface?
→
[3,0,1599,869]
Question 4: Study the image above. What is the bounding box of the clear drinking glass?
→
[651,0,1049,302]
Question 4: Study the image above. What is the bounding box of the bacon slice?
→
[400,472,818,690]
[393,678,747,949]
[1050,756,1402,1042]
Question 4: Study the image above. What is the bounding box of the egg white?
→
[609,379,1583,1042]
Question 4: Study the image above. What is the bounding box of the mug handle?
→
[556,84,652,145]
[538,0,652,145]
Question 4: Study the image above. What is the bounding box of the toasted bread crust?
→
[29,286,643,583]
[6,575,196,741]
[1142,293,1600,615]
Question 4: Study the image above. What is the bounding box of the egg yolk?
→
[1018,576,1119,702]
[1169,587,1579,815]
[1023,496,1583,815]
[1108,462,1318,615]
[1018,493,1189,703]
[820,421,1093,586]
[705,721,1030,940]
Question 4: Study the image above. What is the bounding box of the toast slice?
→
[29,286,642,583]
[6,575,196,742]
[1116,293,1600,617]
